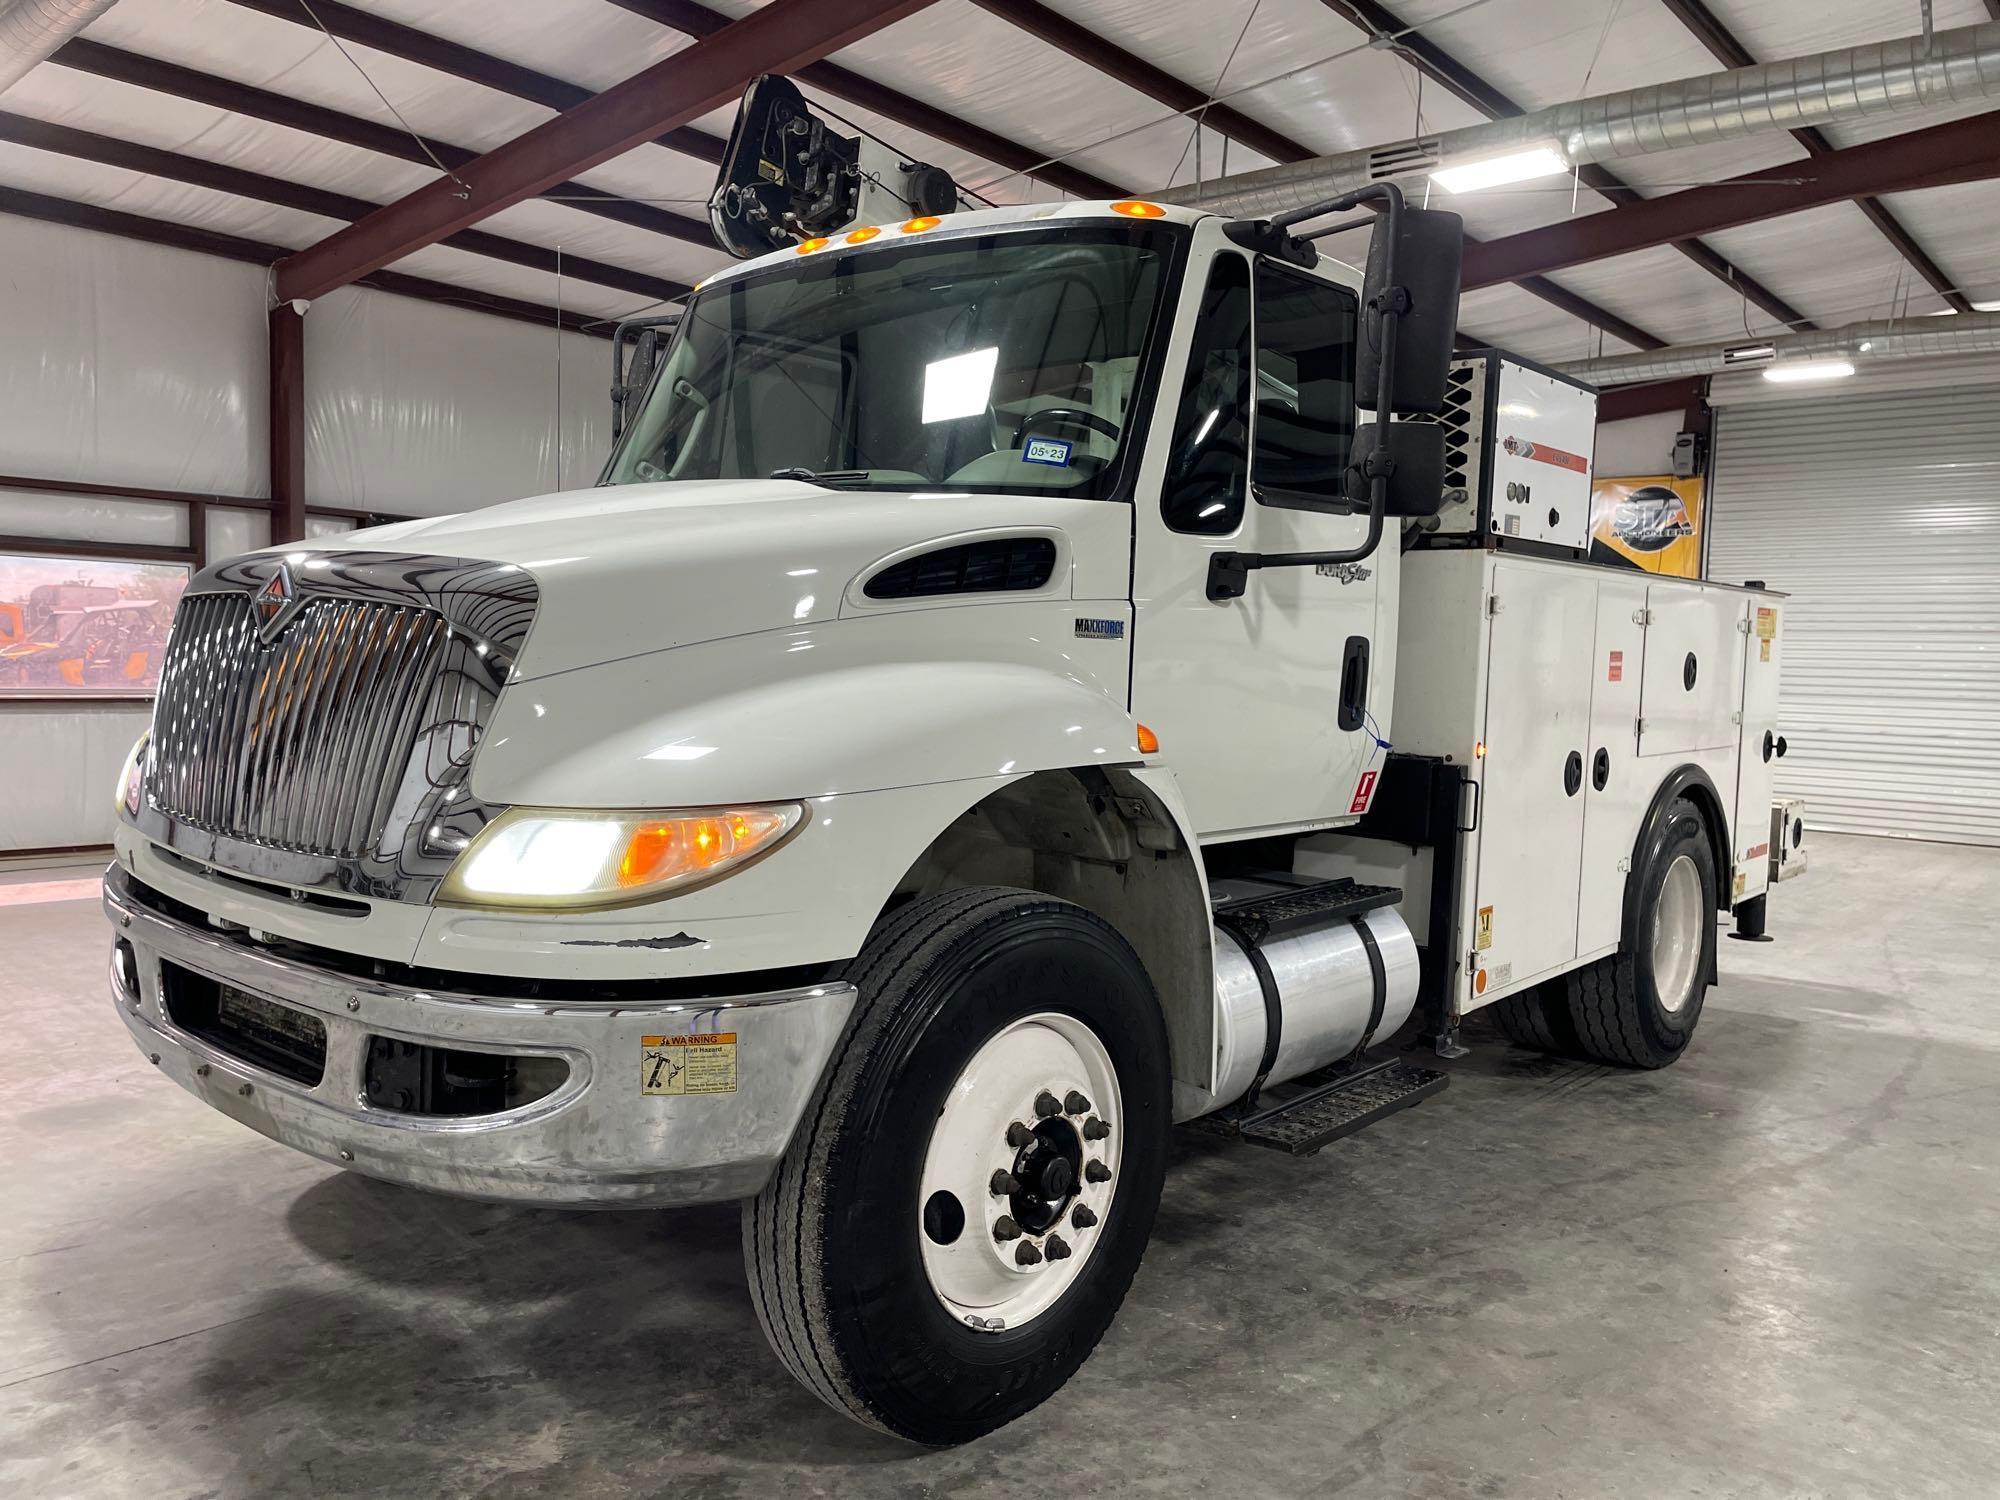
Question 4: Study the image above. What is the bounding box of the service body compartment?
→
[1731,600,1786,903]
[1315,548,1784,1020]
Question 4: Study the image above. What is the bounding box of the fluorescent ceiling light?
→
[1430,144,1567,194]
[922,346,1000,423]
[1926,299,2000,316]
[1761,359,1855,384]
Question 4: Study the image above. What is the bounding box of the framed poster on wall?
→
[0,552,190,698]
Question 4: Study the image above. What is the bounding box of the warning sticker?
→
[1732,871,1747,900]
[1760,640,1772,663]
[1474,905,1494,951]
[1491,962,1513,989]
[641,1033,738,1095]
[1755,607,1777,640]
[1349,769,1378,814]
[1608,649,1624,682]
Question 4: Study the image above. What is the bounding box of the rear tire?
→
[744,887,1171,1444]
[1490,981,1578,1055]
[1567,794,1717,1069]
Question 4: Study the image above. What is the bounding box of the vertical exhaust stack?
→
[1169,21,2000,217]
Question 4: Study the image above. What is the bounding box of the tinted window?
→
[1161,254,1252,534]
[1253,265,1358,504]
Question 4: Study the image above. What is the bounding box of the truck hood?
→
[316,479,1129,679]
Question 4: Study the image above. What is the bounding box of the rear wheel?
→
[1489,981,1578,1055]
[1567,795,1717,1069]
[744,887,1170,1444]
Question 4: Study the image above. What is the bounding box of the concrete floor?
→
[4,832,1997,1498]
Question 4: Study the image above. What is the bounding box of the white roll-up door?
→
[1705,386,2000,846]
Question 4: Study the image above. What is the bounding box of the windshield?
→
[602,225,1179,498]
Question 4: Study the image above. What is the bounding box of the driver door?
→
[1129,231,1392,839]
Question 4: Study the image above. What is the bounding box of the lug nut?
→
[1044,1233,1072,1261]
[1014,1240,1044,1267]
[1071,1203,1098,1229]
[993,1215,1022,1242]
[1033,1090,1062,1119]
[990,1170,1020,1197]
[1085,1160,1112,1184]
[1064,1090,1091,1116]
[1083,1116,1111,1141]
[1006,1121,1035,1149]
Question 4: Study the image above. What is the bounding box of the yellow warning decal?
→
[1755,606,1777,640]
[1474,905,1494,951]
[641,1033,739,1096]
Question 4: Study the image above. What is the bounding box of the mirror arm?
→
[1208,183,1408,604]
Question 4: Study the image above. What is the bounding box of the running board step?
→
[1235,1060,1448,1156]
[1210,875,1402,943]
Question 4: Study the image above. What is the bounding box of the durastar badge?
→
[1074,617,1125,640]
[1315,562,1372,584]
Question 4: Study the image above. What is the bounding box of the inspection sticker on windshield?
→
[1022,437,1073,467]
[641,1033,738,1095]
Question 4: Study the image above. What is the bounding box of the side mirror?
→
[1347,422,1445,517]
[610,313,682,441]
[1358,206,1463,415]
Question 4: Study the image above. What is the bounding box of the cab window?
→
[1160,253,1252,534]
[1252,263,1358,506]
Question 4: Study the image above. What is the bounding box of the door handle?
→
[1337,635,1370,733]
[1592,747,1610,790]
[1564,750,1583,797]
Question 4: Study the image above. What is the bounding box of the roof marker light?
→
[901,216,942,234]
[1110,200,1166,218]
[795,237,830,255]
[845,225,881,244]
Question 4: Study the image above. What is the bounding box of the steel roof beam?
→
[222,0,727,167]
[1463,111,2000,290]
[1657,0,1973,315]
[0,111,691,305]
[1314,0,1817,331]
[964,0,1665,348]
[276,0,942,302]
[603,0,1123,200]
[50,39,712,248]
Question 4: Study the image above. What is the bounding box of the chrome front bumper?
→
[103,866,855,1207]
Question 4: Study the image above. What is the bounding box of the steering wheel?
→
[1012,407,1121,449]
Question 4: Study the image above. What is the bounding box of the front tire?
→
[1567,795,1718,1068]
[744,887,1171,1444]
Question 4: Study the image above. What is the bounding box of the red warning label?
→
[1349,770,1378,814]
[1503,435,1589,473]
[1608,649,1624,682]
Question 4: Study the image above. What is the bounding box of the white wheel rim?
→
[918,1012,1121,1333]
[1652,854,1703,1014]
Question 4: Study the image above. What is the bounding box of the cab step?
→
[1209,873,1402,943]
[1230,1058,1448,1157]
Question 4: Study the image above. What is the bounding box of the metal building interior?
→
[3,0,1997,1494]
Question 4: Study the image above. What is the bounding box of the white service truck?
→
[103,82,1801,1445]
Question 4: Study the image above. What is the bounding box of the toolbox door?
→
[1638,584,1745,756]
[1730,598,1784,902]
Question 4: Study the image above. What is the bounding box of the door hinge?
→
[1736,616,1753,634]
[1616,856,1632,873]
[1632,607,1652,627]
[1486,594,1502,617]
[1634,715,1645,742]
[1731,710,1743,726]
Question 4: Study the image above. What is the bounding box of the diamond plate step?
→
[1235,1061,1448,1156]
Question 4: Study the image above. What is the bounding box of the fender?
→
[1625,763,1730,986]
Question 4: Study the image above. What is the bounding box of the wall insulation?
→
[1,215,613,852]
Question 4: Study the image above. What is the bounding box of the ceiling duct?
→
[0,0,120,95]
[1563,311,2000,388]
[1169,20,2000,217]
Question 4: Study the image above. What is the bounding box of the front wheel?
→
[744,887,1170,1444]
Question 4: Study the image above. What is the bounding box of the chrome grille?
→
[150,591,458,859]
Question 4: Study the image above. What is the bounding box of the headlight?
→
[439,804,805,909]
[117,732,149,818]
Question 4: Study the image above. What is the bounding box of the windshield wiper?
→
[770,467,873,489]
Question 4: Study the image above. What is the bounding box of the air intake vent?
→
[865,537,1059,600]
[1366,137,1441,181]
[1405,358,1485,499]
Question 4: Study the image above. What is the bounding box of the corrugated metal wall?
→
[1706,386,2000,846]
